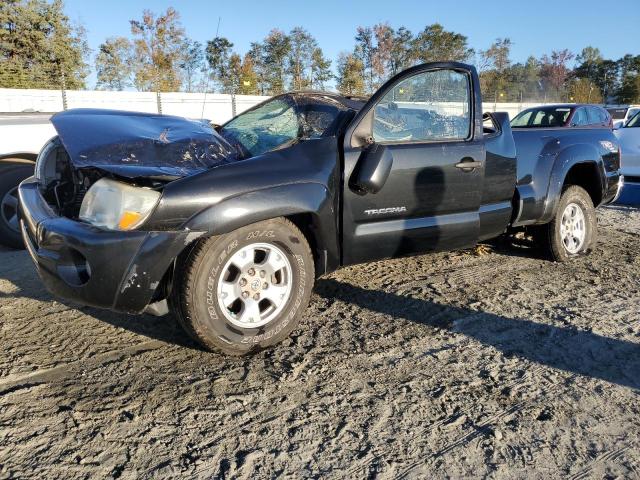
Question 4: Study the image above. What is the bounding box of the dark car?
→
[18,62,622,355]
[511,104,612,128]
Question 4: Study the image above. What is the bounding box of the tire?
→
[0,165,33,249]
[172,217,315,355]
[538,185,597,262]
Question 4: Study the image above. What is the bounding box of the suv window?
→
[587,107,605,125]
[373,69,471,143]
[571,108,588,126]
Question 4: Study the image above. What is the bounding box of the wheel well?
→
[563,163,602,206]
[284,213,325,276]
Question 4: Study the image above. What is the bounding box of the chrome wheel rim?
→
[217,242,293,329]
[560,202,586,254]
[1,186,19,234]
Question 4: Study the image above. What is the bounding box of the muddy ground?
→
[0,205,639,479]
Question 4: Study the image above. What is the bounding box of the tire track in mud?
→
[0,340,164,396]
[340,363,552,479]
[568,447,630,480]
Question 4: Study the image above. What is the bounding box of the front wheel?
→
[538,185,597,262]
[172,217,315,355]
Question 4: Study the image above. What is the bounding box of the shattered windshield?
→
[220,97,300,157]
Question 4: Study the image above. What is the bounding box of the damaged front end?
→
[17,109,233,314]
[36,109,237,222]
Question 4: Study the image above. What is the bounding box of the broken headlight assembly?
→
[79,178,160,231]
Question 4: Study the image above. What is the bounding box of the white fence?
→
[0,88,556,123]
[0,89,269,125]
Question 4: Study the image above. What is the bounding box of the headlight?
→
[79,178,160,231]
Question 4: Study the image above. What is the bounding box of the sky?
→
[62,0,640,88]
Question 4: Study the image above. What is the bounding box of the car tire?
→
[0,165,33,249]
[539,185,597,262]
[172,217,315,355]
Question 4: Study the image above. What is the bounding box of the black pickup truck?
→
[18,62,622,355]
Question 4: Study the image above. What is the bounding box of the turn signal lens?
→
[118,211,144,230]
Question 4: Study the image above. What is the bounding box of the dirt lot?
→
[1,205,639,479]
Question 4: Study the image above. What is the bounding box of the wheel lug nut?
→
[242,291,249,298]
[253,293,260,301]
[263,282,269,289]
[260,270,266,278]
[248,268,255,276]
[239,278,247,287]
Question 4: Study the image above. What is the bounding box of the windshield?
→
[511,107,573,128]
[219,97,300,158]
[627,111,640,128]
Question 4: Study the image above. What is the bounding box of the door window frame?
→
[346,63,478,149]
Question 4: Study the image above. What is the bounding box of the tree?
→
[95,36,133,90]
[310,47,332,90]
[337,52,365,95]
[478,38,512,100]
[246,41,267,94]
[129,8,186,92]
[540,49,575,101]
[205,36,233,92]
[238,54,259,94]
[616,55,640,103]
[287,27,316,90]
[413,23,473,64]
[354,26,376,92]
[568,78,603,103]
[0,0,89,89]
[388,26,414,76]
[262,29,291,94]
[179,39,204,92]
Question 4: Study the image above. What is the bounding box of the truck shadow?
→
[314,278,640,391]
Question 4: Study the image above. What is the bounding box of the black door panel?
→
[341,63,486,266]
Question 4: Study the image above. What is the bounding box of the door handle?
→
[455,159,483,170]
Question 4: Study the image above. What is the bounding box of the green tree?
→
[388,26,414,76]
[179,38,204,92]
[310,47,332,90]
[95,36,133,90]
[262,29,291,94]
[413,23,473,64]
[354,26,375,92]
[337,52,365,95]
[129,7,186,92]
[0,0,89,89]
[287,27,316,90]
[246,41,267,94]
[205,36,233,92]
[478,38,512,100]
[616,55,640,103]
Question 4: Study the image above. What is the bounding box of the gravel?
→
[1,205,639,479]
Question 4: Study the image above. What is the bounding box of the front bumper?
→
[18,177,202,314]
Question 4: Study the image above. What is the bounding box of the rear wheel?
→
[0,165,33,249]
[538,185,597,262]
[173,217,315,355]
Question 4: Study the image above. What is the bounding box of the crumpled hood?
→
[51,108,238,179]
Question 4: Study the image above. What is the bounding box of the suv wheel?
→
[0,165,33,249]
[540,185,597,262]
[173,217,315,355]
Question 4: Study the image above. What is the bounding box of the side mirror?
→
[613,121,623,130]
[350,143,393,194]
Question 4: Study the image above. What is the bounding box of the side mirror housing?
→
[350,143,393,194]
